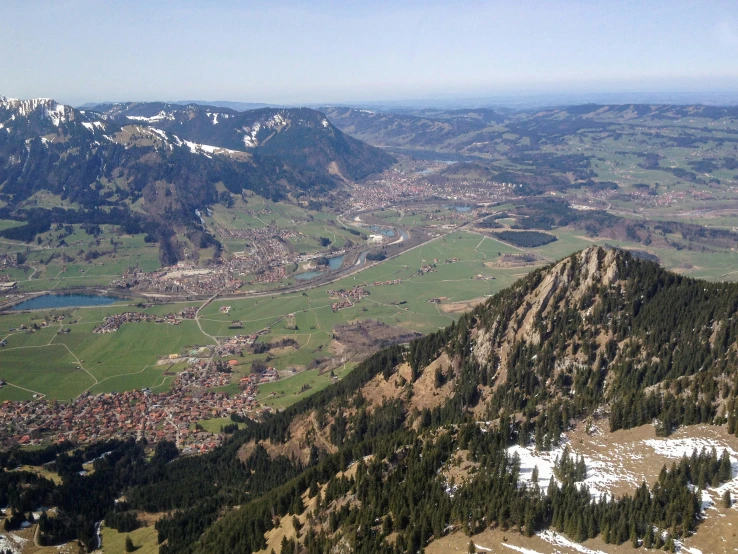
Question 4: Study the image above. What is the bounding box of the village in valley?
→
[3,105,738,468]
[2,148,738,461]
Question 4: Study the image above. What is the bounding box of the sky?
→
[2,0,738,106]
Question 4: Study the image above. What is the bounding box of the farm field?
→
[4,222,738,406]
[0,312,209,401]
[0,232,527,403]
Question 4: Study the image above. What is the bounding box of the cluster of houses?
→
[215,223,299,243]
[349,159,521,213]
[370,279,402,286]
[110,264,243,296]
[0,364,263,453]
[93,307,197,333]
[256,368,279,384]
[215,334,261,357]
[248,265,286,285]
[326,286,369,312]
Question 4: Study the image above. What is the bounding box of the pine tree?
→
[719,450,733,482]
[723,490,732,509]
[125,536,135,553]
[643,524,654,549]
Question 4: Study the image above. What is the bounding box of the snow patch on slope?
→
[126,110,175,123]
[537,530,607,554]
[645,436,738,514]
[148,127,169,142]
[507,444,563,493]
[0,531,27,554]
[502,544,544,554]
[508,440,642,501]
[266,113,286,128]
[242,122,260,148]
[644,437,737,460]
[169,134,238,156]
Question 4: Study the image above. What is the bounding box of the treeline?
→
[182,413,733,554]
[0,438,186,549]
[0,206,140,242]
[251,337,299,354]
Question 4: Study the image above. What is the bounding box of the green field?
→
[256,362,355,410]
[0,313,209,401]
[101,524,160,554]
[0,219,24,232]
[0,223,161,293]
[3,218,738,406]
[0,231,529,402]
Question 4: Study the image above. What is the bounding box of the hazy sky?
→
[2,0,737,105]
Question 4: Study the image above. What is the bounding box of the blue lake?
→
[295,255,345,280]
[328,255,345,270]
[295,271,320,281]
[12,294,123,311]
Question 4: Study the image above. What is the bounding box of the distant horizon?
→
[61,90,738,111]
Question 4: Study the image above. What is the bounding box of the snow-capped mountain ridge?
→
[0,96,74,126]
[0,95,395,226]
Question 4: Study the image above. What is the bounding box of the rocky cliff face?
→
[472,246,621,386]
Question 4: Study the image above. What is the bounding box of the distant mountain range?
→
[323,103,738,152]
[0,96,394,258]
[78,100,273,112]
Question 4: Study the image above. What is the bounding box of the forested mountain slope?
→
[6,247,738,552]
[126,246,738,553]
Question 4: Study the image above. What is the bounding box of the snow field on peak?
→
[0,97,72,126]
[126,110,175,123]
